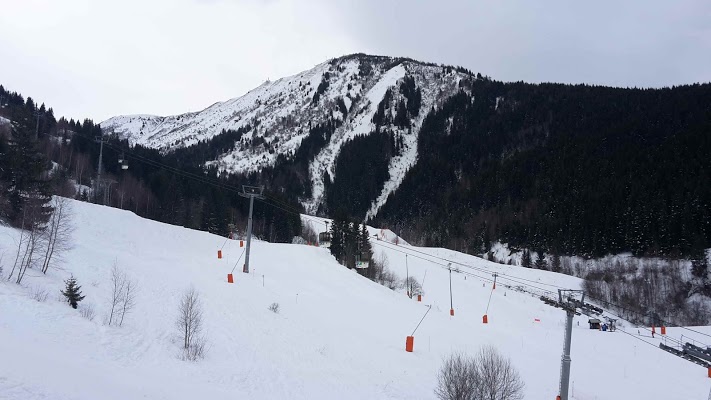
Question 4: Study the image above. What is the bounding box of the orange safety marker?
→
[483,314,488,324]
[227,273,234,283]
[217,250,223,259]
[240,240,244,247]
[417,294,422,302]
[661,326,666,335]
[708,367,711,378]
[534,318,541,322]
[450,308,455,316]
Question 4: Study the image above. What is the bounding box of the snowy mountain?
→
[101,54,471,215]
[1,198,710,399]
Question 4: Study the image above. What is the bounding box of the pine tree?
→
[691,249,709,279]
[551,252,562,273]
[521,250,532,268]
[61,276,85,309]
[0,125,53,228]
[329,211,345,263]
[534,250,547,270]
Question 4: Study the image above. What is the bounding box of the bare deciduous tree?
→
[475,346,525,400]
[435,347,524,400]
[435,353,478,400]
[119,278,137,327]
[177,287,206,361]
[107,263,138,327]
[8,207,47,284]
[79,303,96,321]
[40,196,73,274]
[30,286,49,302]
[403,276,424,297]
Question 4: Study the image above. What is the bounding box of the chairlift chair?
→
[318,232,331,248]
[118,152,129,170]
[356,252,370,269]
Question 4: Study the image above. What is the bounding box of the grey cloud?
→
[325,0,711,87]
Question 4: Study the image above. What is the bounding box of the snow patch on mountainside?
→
[102,55,474,215]
[304,64,406,214]
[365,66,466,221]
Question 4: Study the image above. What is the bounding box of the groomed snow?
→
[1,199,709,399]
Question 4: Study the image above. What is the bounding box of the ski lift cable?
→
[220,235,230,251]
[370,238,570,290]
[73,131,562,295]
[72,132,242,195]
[230,248,247,274]
[411,305,433,336]
[485,284,495,314]
[584,292,711,341]
[75,132,710,339]
[370,239,560,295]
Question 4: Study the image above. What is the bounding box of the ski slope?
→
[1,199,710,399]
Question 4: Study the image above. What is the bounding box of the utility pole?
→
[406,254,410,298]
[94,136,104,204]
[557,289,584,400]
[448,263,453,316]
[239,185,264,274]
[492,272,498,289]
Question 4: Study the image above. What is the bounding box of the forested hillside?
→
[0,85,301,242]
[375,79,711,258]
[4,59,711,262]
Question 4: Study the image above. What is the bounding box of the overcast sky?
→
[1,0,710,122]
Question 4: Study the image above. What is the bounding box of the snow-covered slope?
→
[101,54,470,216]
[1,199,709,399]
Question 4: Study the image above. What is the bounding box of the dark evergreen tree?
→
[377,81,711,258]
[691,249,709,279]
[551,252,562,273]
[61,276,85,309]
[534,251,547,270]
[0,125,53,228]
[522,250,532,268]
[329,211,346,263]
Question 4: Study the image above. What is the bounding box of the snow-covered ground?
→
[1,199,710,399]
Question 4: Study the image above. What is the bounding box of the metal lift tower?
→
[556,289,584,400]
[239,185,264,274]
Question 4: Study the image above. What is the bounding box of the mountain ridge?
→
[101,54,477,216]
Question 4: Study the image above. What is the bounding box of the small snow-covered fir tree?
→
[61,276,85,309]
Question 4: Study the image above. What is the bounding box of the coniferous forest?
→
[375,79,711,258]
[0,85,301,243]
[2,74,711,260]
